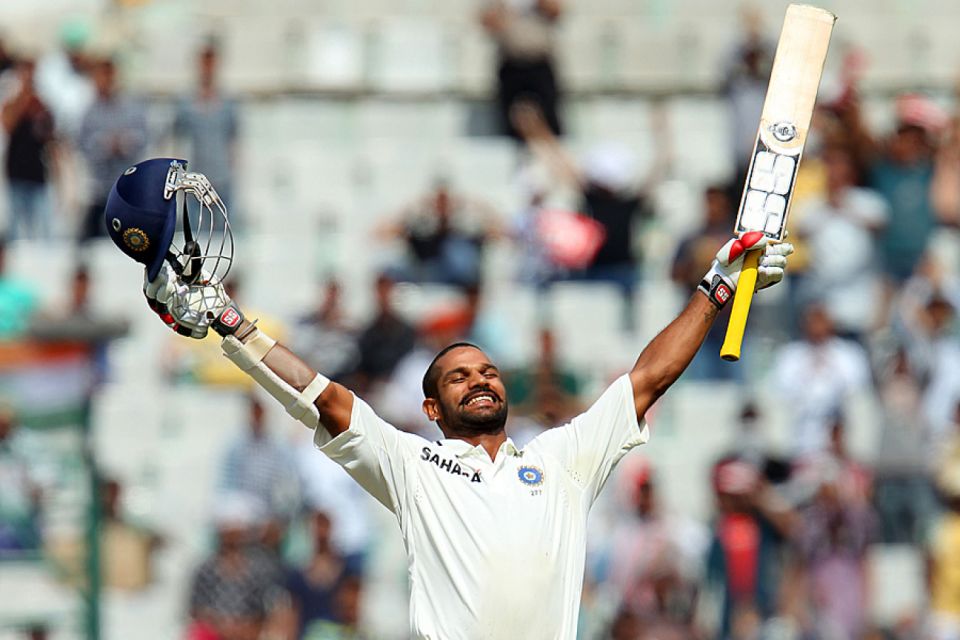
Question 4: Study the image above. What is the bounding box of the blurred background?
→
[1,0,960,638]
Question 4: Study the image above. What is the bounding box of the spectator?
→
[2,56,57,240]
[721,6,774,188]
[510,166,574,288]
[594,461,706,631]
[705,457,797,640]
[0,404,42,554]
[512,102,655,330]
[479,0,563,141]
[186,492,289,640]
[99,477,163,591]
[504,327,582,446]
[355,273,415,390]
[77,56,147,242]
[218,396,300,541]
[932,114,960,227]
[873,346,932,544]
[0,36,13,78]
[891,280,960,451]
[791,424,876,640]
[670,185,739,379]
[0,236,39,338]
[928,425,960,640]
[378,179,500,290]
[299,575,366,640]
[286,510,363,639]
[293,435,373,561]
[35,19,94,140]
[725,403,795,495]
[797,144,889,340]
[173,41,239,213]
[771,303,871,456]
[291,279,360,383]
[867,96,942,281]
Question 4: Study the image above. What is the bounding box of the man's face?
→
[704,189,731,226]
[249,401,265,439]
[803,305,834,344]
[824,148,855,192]
[92,61,115,96]
[423,347,508,436]
[199,50,218,85]
[0,411,13,441]
[633,481,656,517]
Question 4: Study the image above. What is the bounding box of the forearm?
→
[527,137,582,189]
[0,96,27,133]
[229,320,353,436]
[629,293,718,415]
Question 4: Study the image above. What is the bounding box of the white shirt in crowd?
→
[314,374,649,640]
[772,337,871,455]
[798,187,889,335]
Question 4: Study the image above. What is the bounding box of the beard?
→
[439,393,509,436]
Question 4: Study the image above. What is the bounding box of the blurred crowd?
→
[2,3,960,640]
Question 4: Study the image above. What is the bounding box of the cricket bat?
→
[720,4,836,362]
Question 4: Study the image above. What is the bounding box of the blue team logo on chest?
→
[518,466,544,486]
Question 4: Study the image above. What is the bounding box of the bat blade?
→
[720,4,835,362]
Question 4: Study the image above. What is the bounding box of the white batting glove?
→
[698,231,794,308]
[143,263,242,339]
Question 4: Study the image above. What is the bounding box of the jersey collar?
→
[437,437,520,460]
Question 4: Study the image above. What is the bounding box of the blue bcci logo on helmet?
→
[518,466,544,487]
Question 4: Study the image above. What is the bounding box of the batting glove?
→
[698,231,794,308]
[143,263,246,339]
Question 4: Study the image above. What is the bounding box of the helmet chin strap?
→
[179,195,203,284]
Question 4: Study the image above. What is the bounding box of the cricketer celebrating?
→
[105,158,792,640]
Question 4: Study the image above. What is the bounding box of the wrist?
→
[698,265,734,309]
[210,303,246,337]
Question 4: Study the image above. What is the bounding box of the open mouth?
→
[462,391,500,408]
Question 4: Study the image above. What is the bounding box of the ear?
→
[422,398,440,422]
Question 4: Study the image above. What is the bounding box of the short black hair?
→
[421,342,482,400]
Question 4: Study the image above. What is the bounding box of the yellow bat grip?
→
[720,250,762,362]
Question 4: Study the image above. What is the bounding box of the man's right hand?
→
[143,263,245,339]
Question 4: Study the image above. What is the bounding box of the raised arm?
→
[233,319,354,436]
[629,293,718,418]
[628,232,793,420]
[143,266,354,439]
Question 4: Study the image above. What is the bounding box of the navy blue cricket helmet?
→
[105,158,181,281]
[104,158,234,284]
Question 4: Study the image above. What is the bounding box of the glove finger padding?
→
[144,263,178,304]
[756,241,794,291]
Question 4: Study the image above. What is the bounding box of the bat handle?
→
[720,250,762,362]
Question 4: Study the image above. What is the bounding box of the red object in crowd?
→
[712,459,760,496]
[184,622,220,640]
[536,209,607,269]
[718,513,761,600]
[896,93,949,133]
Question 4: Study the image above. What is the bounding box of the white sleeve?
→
[851,188,889,226]
[313,395,422,517]
[526,375,649,503]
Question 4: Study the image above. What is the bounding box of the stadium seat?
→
[663,97,734,183]
[296,20,366,92]
[220,16,297,93]
[368,19,451,93]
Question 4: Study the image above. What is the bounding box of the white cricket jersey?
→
[314,374,649,640]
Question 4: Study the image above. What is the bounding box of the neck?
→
[449,431,507,461]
